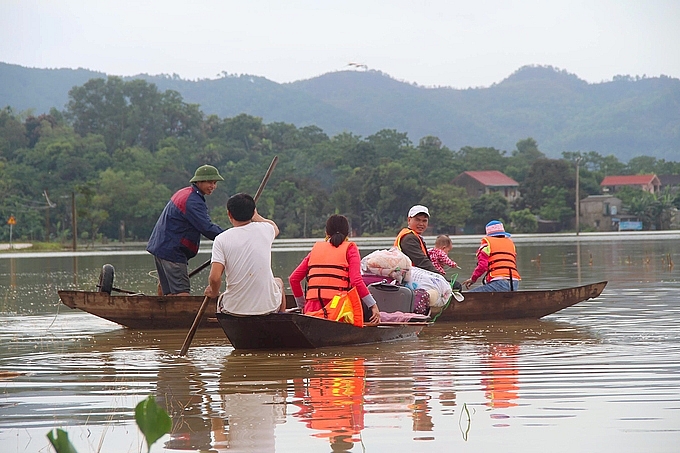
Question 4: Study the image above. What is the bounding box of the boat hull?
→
[57,290,222,329]
[436,281,607,322]
[216,312,425,349]
[58,281,606,329]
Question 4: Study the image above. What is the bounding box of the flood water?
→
[1,233,680,453]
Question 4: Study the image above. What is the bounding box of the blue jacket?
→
[147,184,224,264]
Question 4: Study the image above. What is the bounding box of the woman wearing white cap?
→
[463,220,521,292]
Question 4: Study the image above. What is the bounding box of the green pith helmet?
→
[190,165,224,182]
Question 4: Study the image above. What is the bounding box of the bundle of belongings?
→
[404,267,453,309]
[361,248,456,317]
[361,247,411,284]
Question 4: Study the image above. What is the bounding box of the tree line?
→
[1,76,679,244]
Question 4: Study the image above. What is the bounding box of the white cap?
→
[408,205,429,217]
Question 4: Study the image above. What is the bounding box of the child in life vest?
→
[427,235,459,275]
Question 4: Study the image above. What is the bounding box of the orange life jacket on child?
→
[482,236,521,283]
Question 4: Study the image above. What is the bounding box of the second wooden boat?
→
[216,312,426,349]
[57,281,606,329]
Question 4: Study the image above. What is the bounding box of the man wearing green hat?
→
[147,165,225,295]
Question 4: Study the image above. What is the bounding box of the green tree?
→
[652,189,676,230]
[361,161,422,232]
[76,183,109,245]
[617,186,675,230]
[505,137,545,183]
[466,192,509,234]
[538,186,574,226]
[422,184,471,234]
[519,158,575,211]
[66,77,202,153]
[0,107,28,160]
[510,208,538,233]
[95,169,171,239]
[453,146,508,172]
[625,191,656,230]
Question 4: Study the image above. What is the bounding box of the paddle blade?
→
[179,296,212,356]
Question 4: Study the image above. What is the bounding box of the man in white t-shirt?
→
[204,192,285,315]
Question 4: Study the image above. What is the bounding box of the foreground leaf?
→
[135,396,172,453]
[46,428,78,453]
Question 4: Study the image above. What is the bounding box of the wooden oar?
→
[179,155,279,356]
[188,155,279,279]
[179,296,213,356]
[112,287,142,295]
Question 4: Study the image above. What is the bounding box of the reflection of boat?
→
[437,281,607,322]
[58,280,606,330]
[216,312,426,349]
[421,318,595,345]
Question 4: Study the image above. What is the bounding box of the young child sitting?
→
[428,234,459,275]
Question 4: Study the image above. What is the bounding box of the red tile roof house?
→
[600,174,661,194]
[452,171,520,202]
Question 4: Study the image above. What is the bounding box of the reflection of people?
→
[161,365,287,452]
[394,205,441,274]
[481,344,520,409]
[463,220,521,292]
[220,392,286,452]
[147,164,225,295]
[292,358,366,449]
[205,193,285,314]
[427,234,459,275]
[156,360,216,451]
[289,215,380,324]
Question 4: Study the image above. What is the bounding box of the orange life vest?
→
[482,236,521,282]
[306,240,353,301]
[305,287,364,327]
[394,228,428,256]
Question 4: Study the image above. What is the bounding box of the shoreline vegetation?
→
[2,230,679,256]
[2,75,679,248]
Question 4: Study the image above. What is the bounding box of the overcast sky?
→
[2,0,679,88]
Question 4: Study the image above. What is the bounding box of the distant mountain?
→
[1,62,678,161]
[0,63,105,113]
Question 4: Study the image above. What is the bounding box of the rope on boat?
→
[430,273,458,323]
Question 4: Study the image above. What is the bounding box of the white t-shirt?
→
[211,222,281,315]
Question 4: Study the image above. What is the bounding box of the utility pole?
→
[575,157,582,236]
[71,191,77,251]
[44,189,51,242]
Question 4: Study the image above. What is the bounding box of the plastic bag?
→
[404,267,452,307]
[361,247,412,284]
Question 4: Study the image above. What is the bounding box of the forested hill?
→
[1,62,678,161]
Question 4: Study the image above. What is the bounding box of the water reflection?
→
[72,255,78,286]
[481,344,519,411]
[292,357,365,451]
[2,236,680,452]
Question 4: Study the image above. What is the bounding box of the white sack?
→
[405,267,452,307]
[360,247,412,284]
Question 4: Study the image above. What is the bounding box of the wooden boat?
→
[435,281,607,322]
[58,280,606,329]
[58,290,226,329]
[216,312,426,349]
